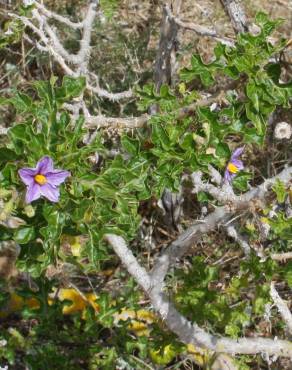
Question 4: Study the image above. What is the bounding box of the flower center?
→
[227,162,239,174]
[34,174,47,185]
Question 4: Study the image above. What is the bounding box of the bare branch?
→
[35,2,84,29]
[84,89,227,129]
[23,34,48,52]
[165,5,235,46]
[87,75,133,101]
[191,171,236,204]
[225,225,251,255]
[104,234,151,291]
[105,233,292,357]
[150,206,230,288]
[208,165,223,186]
[85,113,148,129]
[32,1,98,73]
[270,282,292,335]
[151,166,292,286]
[271,252,292,262]
[18,0,132,101]
[154,2,181,92]
[220,0,248,33]
[0,126,8,135]
[13,13,76,76]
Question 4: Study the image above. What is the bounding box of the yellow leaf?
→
[0,293,40,318]
[114,308,156,336]
[57,288,99,315]
[60,235,87,257]
[186,344,207,367]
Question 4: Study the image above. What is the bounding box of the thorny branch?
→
[152,166,292,287]
[106,166,292,358]
[15,0,239,130]
[84,89,227,129]
[270,282,292,335]
[271,252,292,262]
[225,225,251,256]
[225,227,292,262]
[14,0,133,101]
[164,4,235,46]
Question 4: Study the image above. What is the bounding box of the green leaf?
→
[216,143,230,159]
[151,123,170,150]
[180,54,218,86]
[232,172,252,192]
[283,262,292,287]
[197,191,209,202]
[121,136,140,156]
[8,124,29,142]
[245,102,266,135]
[56,76,86,102]
[272,179,286,203]
[0,148,18,162]
[14,227,35,244]
[246,81,260,112]
[9,92,33,113]
[34,80,55,114]
[255,12,283,36]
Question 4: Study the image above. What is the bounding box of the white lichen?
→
[274,122,292,140]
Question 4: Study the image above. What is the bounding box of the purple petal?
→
[231,159,244,170]
[231,147,244,160]
[26,183,41,203]
[36,156,54,174]
[19,168,36,186]
[224,169,232,183]
[40,183,60,202]
[46,170,70,186]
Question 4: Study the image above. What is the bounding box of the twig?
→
[151,166,292,287]
[165,5,235,46]
[270,282,292,335]
[87,79,133,101]
[225,225,251,255]
[104,234,151,291]
[0,126,8,135]
[84,89,227,129]
[18,1,132,101]
[84,113,149,129]
[208,165,223,186]
[191,171,236,204]
[35,2,84,29]
[271,252,292,262]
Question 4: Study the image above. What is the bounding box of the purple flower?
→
[18,156,70,203]
[224,147,244,183]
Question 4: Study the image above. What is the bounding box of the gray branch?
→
[165,4,235,46]
[191,171,236,204]
[220,0,248,33]
[105,231,292,357]
[35,2,84,29]
[225,225,251,255]
[18,0,132,101]
[154,2,181,92]
[151,166,292,289]
[271,252,292,262]
[270,282,292,335]
[85,89,228,129]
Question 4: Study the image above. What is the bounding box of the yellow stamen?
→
[227,162,239,174]
[34,174,47,185]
